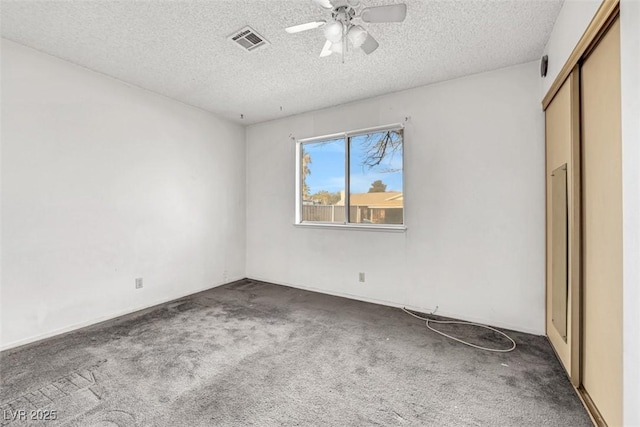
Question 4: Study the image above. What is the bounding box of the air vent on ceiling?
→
[228,26,269,52]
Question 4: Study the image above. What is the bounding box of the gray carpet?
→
[0,279,591,426]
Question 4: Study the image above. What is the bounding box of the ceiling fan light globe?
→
[324,21,343,43]
[348,25,368,48]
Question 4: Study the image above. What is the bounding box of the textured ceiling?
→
[0,0,563,124]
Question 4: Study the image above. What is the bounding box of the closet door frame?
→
[542,0,620,111]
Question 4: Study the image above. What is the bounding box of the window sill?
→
[293,222,407,232]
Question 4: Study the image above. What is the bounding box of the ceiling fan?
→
[285,0,407,59]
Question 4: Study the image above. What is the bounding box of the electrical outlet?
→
[135,278,143,289]
[359,272,365,283]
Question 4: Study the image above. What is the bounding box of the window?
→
[296,124,404,228]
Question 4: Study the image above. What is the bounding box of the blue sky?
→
[303,133,403,195]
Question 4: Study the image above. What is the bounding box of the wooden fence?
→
[302,205,346,222]
[302,205,403,224]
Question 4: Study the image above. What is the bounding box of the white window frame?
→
[295,123,406,231]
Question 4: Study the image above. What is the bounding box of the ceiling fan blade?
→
[312,0,334,9]
[285,20,326,34]
[361,4,407,23]
[320,40,333,57]
[360,33,379,55]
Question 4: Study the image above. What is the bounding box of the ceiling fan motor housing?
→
[331,5,356,23]
[329,0,353,9]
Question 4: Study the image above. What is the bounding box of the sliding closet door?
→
[544,70,580,382]
[581,17,622,426]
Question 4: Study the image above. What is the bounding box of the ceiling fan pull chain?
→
[342,22,346,64]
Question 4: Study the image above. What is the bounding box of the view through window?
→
[299,127,404,226]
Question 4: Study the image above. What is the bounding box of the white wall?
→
[620,1,640,424]
[0,39,246,350]
[540,0,601,97]
[246,62,545,334]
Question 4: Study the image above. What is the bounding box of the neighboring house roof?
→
[336,192,403,208]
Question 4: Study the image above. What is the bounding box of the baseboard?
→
[0,277,246,352]
[246,275,544,335]
[2,275,543,352]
